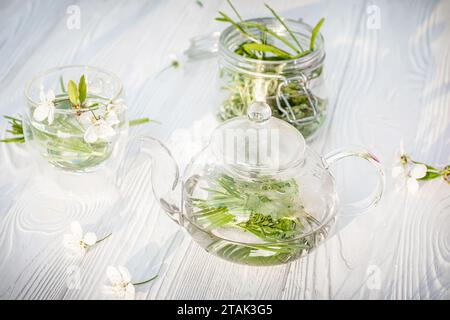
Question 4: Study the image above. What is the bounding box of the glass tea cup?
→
[23,66,129,173]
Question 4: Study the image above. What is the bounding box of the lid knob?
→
[247,101,272,123]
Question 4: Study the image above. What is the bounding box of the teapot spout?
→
[139,136,181,223]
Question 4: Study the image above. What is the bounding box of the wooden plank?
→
[0,0,448,300]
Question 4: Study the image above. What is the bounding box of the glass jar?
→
[23,66,128,173]
[217,17,327,140]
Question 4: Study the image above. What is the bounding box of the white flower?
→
[33,88,56,124]
[104,266,135,300]
[63,221,97,257]
[84,119,116,143]
[79,111,116,143]
[392,145,427,194]
[104,101,126,126]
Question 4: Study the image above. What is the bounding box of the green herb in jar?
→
[216,1,327,139]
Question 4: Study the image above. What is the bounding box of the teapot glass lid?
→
[211,99,306,174]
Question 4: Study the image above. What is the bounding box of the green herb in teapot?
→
[187,172,325,265]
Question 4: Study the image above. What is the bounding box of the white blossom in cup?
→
[79,111,116,144]
[104,266,158,300]
[391,145,427,194]
[104,100,126,126]
[33,88,56,124]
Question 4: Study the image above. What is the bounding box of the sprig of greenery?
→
[68,75,87,108]
[1,115,158,144]
[0,116,25,143]
[264,3,303,52]
[216,1,325,60]
[413,160,450,184]
[190,173,316,242]
[310,18,325,51]
[216,11,260,44]
[129,117,161,126]
[238,212,303,241]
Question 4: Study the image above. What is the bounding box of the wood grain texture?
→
[0,0,448,300]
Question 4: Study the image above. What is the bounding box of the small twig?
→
[132,275,158,286]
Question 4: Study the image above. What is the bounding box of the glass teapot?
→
[143,97,384,266]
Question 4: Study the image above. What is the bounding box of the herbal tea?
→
[184,172,329,265]
[22,73,128,172]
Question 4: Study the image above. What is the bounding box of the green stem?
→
[129,117,160,126]
[227,0,243,21]
[95,233,112,244]
[132,275,158,286]
[265,4,304,52]
[0,137,25,143]
[59,75,66,93]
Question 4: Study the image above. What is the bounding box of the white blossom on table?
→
[391,144,427,194]
[63,221,97,257]
[104,266,135,300]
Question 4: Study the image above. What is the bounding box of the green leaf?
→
[242,42,293,59]
[265,3,304,51]
[241,21,300,54]
[216,11,259,43]
[413,160,439,172]
[0,136,25,143]
[67,80,79,106]
[1,115,25,143]
[310,18,325,51]
[418,171,442,181]
[78,75,87,105]
[129,117,161,126]
[226,0,242,21]
[59,75,66,93]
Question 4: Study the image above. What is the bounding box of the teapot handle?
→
[137,136,182,224]
[323,148,385,216]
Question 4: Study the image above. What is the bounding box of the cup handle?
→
[323,148,385,216]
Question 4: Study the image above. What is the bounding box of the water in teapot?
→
[183,168,332,266]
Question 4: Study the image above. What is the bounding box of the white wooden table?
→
[0,0,449,300]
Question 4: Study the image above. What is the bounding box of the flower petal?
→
[70,221,83,239]
[71,246,86,258]
[62,234,77,248]
[105,111,119,125]
[118,266,131,283]
[102,285,116,298]
[84,125,98,143]
[391,166,405,178]
[39,88,46,102]
[124,283,135,300]
[33,106,48,122]
[97,123,116,140]
[79,112,94,127]
[106,266,122,285]
[83,232,97,246]
[46,89,56,102]
[47,105,55,125]
[410,164,427,179]
[406,177,419,194]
